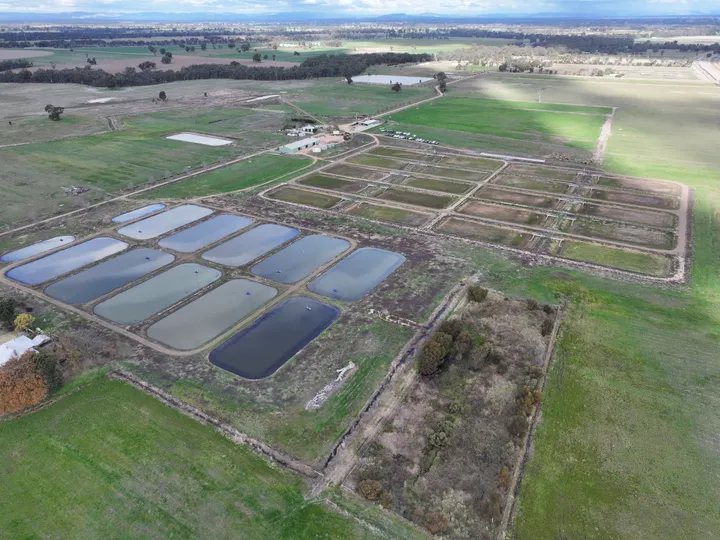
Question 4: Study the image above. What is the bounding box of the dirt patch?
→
[567,218,676,250]
[324,164,390,182]
[457,201,549,227]
[584,188,680,210]
[594,176,682,197]
[577,202,677,229]
[436,217,532,248]
[493,174,574,194]
[350,292,556,539]
[474,186,564,210]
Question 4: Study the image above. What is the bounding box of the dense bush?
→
[0,297,17,329]
[357,479,383,501]
[507,414,529,438]
[541,318,554,336]
[424,512,450,534]
[0,59,33,72]
[0,353,48,415]
[479,493,503,522]
[467,285,488,303]
[418,331,454,376]
[428,419,456,449]
[14,313,35,332]
[379,491,393,509]
[32,350,63,394]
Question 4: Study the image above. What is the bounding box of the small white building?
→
[0,334,51,367]
[279,137,321,154]
[301,125,320,134]
[360,119,381,128]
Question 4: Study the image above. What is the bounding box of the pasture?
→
[0,107,287,226]
[0,377,420,539]
[385,97,609,152]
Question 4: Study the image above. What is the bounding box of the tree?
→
[438,80,447,93]
[436,71,448,82]
[345,74,353,84]
[293,51,300,56]
[158,91,167,101]
[44,104,64,121]
[86,57,97,66]
[0,297,16,329]
[138,61,156,72]
[159,48,166,55]
[391,82,402,93]
[252,53,262,63]
[499,62,508,72]
[263,54,268,60]
[240,42,251,52]
[148,45,157,56]
[228,41,235,49]
[200,42,207,51]
[272,54,276,61]
[14,313,35,332]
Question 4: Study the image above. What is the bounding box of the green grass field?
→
[559,240,673,276]
[0,377,423,539]
[346,202,431,227]
[385,98,608,151]
[268,186,342,209]
[138,154,312,199]
[0,108,285,227]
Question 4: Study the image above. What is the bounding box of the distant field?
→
[0,377,411,539]
[267,186,342,208]
[138,154,311,199]
[0,108,286,227]
[558,240,673,276]
[385,98,609,151]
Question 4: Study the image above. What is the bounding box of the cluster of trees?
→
[44,104,64,120]
[0,59,33,71]
[418,318,476,376]
[0,52,431,88]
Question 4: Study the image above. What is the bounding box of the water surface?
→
[209,296,340,379]
[147,279,277,350]
[202,224,299,267]
[251,235,350,284]
[159,215,253,253]
[94,263,222,324]
[308,247,405,301]
[6,237,128,285]
[44,248,174,304]
[117,205,213,240]
[1,236,75,263]
[111,204,166,224]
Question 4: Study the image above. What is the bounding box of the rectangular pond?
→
[1,236,75,263]
[117,205,213,240]
[352,75,434,86]
[111,204,166,224]
[94,263,222,325]
[159,215,253,253]
[251,235,351,284]
[202,224,300,267]
[166,133,233,146]
[147,279,277,350]
[44,248,175,305]
[209,296,340,380]
[6,237,128,285]
[308,247,406,301]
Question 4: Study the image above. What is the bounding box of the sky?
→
[0,0,718,16]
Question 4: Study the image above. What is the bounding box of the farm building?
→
[301,125,320,134]
[279,137,321,154]
[360,119,381,128]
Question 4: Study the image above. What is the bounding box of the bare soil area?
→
[457,201,549,227]
[474,187,564,209]
[584,188,680,210]
[577,202,677,229]
[350,291,556,539]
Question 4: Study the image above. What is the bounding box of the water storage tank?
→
[312,147,322,154]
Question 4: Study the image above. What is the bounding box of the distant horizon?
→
[1,6,720,21]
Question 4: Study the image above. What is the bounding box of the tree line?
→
[0,52,432,88]
[0,59,33,71]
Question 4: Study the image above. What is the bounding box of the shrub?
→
[424,512,449,534]
[418,331,454,376]
[438,318,463,339]
[379,491,393,509]
[543,304,554,315]
[526,298,540,311]
[0,353,48,415]
[453,330,475,358]
[428,419,455,449]
[0,297,17,329]
[479,493,503,522]
[358,479,383,501]
[508,414,528,438]
[32,350,62,393]
[541,318,553,336]
[13,313,35,332]
[498,465,512,489]
[467,285,488,303]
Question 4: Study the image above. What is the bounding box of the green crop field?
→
[138,154,312,199]
[268,186,342,209]
[559,240,673,276]
[0,108,286,227]
[385,98,608,151]
[0,377,423,539]
[346,202,431,227]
